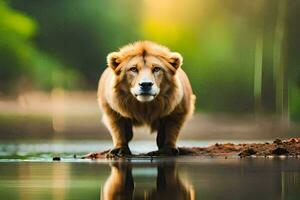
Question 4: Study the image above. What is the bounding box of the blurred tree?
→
[0,0,81,93]
[286,0,300,121]
[0,0,36,92]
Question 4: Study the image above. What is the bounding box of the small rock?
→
[273,139,282,145]
[272,147,289,155]
[287,138,297,143]
[53,156,61,161]
[238,148,257,157]
[291,138,296,142]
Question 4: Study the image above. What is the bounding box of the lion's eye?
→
[129,67,138,73]
[153,67,161,73]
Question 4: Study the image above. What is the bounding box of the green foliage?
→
[0,0,35,92]
[289,84,300,121]
[0,0,81,92]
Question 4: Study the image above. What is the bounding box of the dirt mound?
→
[179,138,300,158]
[81,138,300,159]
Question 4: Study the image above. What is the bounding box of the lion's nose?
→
[139,81,153,91]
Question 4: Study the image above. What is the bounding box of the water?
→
[0,141,300,200]
[0,140,265,161]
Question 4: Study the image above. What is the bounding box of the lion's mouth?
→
[135,93,156,102]
[131,87,159,102]
[138,92,154,96]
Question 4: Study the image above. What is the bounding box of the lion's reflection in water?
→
[101,162,195,200]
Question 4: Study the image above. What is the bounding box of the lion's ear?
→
[107,52,121,70]
[169,52,183,70]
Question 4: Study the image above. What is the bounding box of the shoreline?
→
[81,137,300,159]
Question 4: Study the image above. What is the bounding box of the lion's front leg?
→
[149,113,186,156]
[102,112,133,158]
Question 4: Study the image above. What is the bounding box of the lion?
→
[98,41,195,157]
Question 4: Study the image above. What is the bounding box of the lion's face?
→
[126,55,167,102]
[106,41,183,103]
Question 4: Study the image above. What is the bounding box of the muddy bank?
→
[179,138,300,158]
[81,138,300,159]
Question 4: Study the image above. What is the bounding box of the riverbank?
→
[82,138,300,159]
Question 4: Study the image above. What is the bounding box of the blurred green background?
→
[0,0,299,140]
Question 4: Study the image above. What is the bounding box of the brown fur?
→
[98,41,195,155]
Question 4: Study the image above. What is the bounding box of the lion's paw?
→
[106,146,132,158]
[147,147,179,156]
